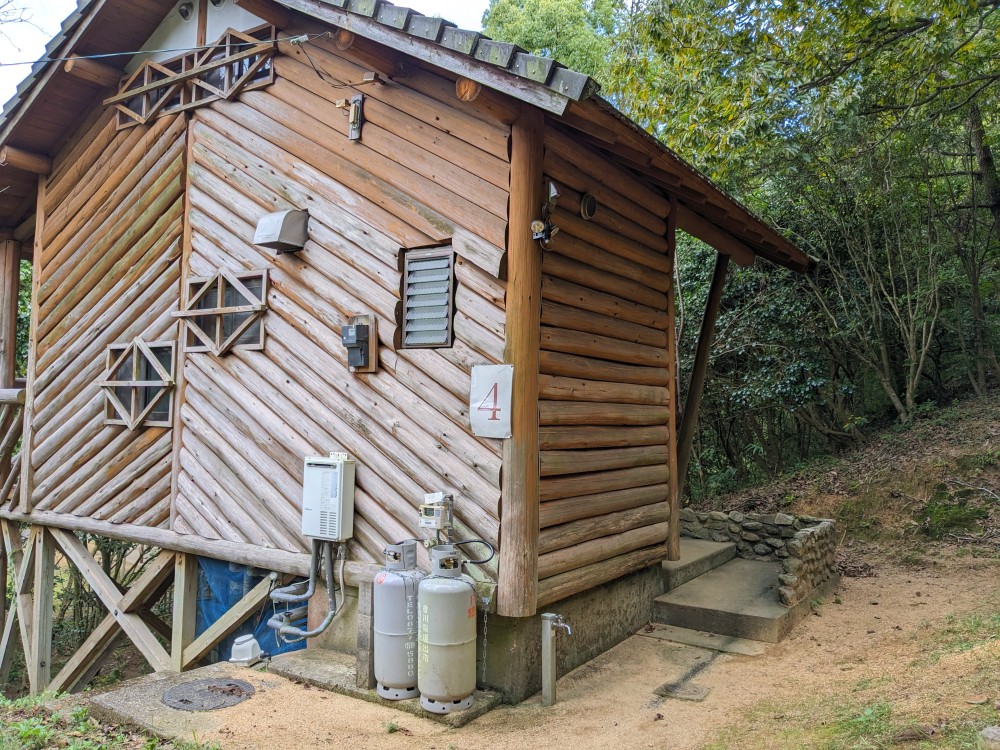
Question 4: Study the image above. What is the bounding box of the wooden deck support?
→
[171,553,199,672]
[0,239,19,389]
[676,253,730,495]
[51,529,172,674]
[29,528,54,691]
[0,522,35,687]
[498,103,544,618]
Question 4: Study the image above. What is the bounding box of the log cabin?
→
[0,0,811,701]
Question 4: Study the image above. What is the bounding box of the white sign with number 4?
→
[470,364,514,439]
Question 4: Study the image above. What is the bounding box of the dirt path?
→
[109,550,997,750]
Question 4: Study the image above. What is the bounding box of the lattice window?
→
[173,269,268,355]
[107,25,276,130]
[100,339,176,429]
[401,248,455,348]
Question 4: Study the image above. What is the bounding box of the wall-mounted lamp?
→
[254,209,310,254]
[533,181,561,246]
[210,0,226,6]
[178,2,195,21]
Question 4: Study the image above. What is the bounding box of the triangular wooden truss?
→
[105,25,276,130]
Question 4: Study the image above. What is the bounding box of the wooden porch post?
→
[498,103,543,618]
[19,176,46,513]
[665,198,681,561]
[172,553,199,671]
[676,252,731,496]
[0,238,19,389]
[29,527,54,693]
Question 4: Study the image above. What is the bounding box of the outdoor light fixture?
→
[178,2,195,21]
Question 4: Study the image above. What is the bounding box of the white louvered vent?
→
[403,248,455,348]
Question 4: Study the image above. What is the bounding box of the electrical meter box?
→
[302,453,356,541]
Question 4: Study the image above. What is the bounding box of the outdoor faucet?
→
[541,613,573,707]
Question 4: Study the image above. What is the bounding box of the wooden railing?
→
[0,387,25,512]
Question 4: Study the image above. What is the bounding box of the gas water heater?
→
[417,545,478,714]
[373,541,424,700]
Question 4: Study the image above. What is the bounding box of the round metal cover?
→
[161,678,255,712]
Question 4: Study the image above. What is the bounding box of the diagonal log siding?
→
[26,112,185,528]
[171,33,509,576]
[535,122,675,607]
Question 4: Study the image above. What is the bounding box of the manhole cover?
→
[161,678,255,711]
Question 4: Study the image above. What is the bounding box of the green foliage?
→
[16,260,30,377]
[483,0,618,81]
[918,484,988,539]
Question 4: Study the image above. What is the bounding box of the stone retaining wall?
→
[679,509,838,607]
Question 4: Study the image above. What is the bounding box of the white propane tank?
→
[373,541,424,700]
[417,545,478,714]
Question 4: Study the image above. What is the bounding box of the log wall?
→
[535,121,675,607]
[170,32,510,576]
[24,112,186,529]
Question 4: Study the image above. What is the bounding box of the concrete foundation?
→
[479,564,665,703]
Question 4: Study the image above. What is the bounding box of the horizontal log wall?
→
[536,121,674,607]
[171,34,509,576]
[25,110,185,529]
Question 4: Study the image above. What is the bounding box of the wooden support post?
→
[1,524,36,685]
[498,103,544,618]
[0,239,19,388]
[29,528,54,693]
[234,0,293,27]
[19,176,44,514]
[0,147,51,176]
[171,553,199,671]
[665,196,681,561]
[197,0,209,47]
[676,253,730,495]
[62,55,123,87]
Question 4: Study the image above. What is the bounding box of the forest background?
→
[482,0,1000,498]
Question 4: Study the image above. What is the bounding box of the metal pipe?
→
[541,613,572,707]
[269,538,321,603]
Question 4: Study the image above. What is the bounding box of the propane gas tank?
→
[417,545,478,714]
[374,541,424,700]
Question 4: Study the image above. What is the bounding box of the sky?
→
[0,0,491,108]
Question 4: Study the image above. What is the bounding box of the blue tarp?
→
[195,557,306,661]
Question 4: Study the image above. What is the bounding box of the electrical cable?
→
[0,32,328,67]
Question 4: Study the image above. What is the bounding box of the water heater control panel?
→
[302,453,356,541]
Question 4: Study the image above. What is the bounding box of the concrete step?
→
[653,558,799,643]
[638,623,770,656]
[661,538,737,591]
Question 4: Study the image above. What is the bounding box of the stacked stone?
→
[679,509,839,609]
[678,508,828,561]
[777,520,837,607]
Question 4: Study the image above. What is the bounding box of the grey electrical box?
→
[253,209,309,253]
[341,323,370,369]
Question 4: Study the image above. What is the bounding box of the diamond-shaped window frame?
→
[172,269,268,356]
[99,338,176,430]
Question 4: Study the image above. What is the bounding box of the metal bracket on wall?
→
[348,94,365,140]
